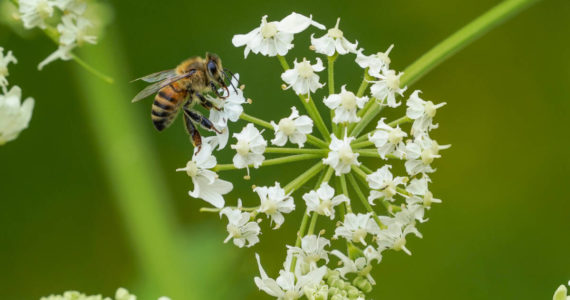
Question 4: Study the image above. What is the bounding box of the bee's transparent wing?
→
[131,69,177,83]
[131,70,197,103]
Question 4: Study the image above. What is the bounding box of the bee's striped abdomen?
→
[151,85,186,131]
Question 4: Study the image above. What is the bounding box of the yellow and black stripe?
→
[151,85,187,131]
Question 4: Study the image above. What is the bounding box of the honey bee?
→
[131,52,237,151]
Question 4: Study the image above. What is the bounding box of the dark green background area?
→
[1,0,569,299]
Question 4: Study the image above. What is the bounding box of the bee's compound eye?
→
[207,60,217,75]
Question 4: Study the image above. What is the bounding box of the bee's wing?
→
[131,69,177,83]
[131,70,197,103]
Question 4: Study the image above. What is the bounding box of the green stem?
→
[351,141,374,149]
[277,55,291,70]
[401,0,540,87]
[347,174,384,228]
[199,206,258,213]
[265,147,328,155]
[307,213,319,235]
[339,175,353,213]
[355,149,400,159]
[349,102,383,138]
[356,69,372,98]
[351,165,369,182]
[213,154,320,172]
[354,0,540,136]
[388,116,412,127]
[328,55,338,136]
[335,176,346,218]
[73,32,190,298]
[240,113,328,148]
[284,161,325,193]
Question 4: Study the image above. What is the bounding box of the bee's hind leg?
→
[183,110,202,152]
[183,108,222,134]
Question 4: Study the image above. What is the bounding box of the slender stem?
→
[200,206,258,213]
[265,147,328,155]
[355,149,400,160]
[284,161,325,193]
[214,154,320,172]
[356,69,372,98]
[349,101,383,138]
[347,174,384,228]
[388,116,412,127]
[328,54,338,136]
[401,0,540,87]
[339,175,352,213]
[322,166,335,183]
[70,53,115,84]
[359,164,373,174]
[334,176,346,218]
[240,112,328,149]
[351,165,369,182]
[277,55,291,70]
[307,213,319,235]
[351,141,374,149]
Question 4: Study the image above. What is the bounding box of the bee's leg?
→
[183,107,222,134]
[195,92,221,111]
[183,109,202,151]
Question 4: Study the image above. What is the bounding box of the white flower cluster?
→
[40,287,170,300]
[15,0,98,69]
[0,47,34,145]
[174,12,448,299]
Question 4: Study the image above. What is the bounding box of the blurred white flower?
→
[355,45,394,77]
[281,57,325,96]
[370,69,407,108]
[553,282,570,300]
[334,213,380,245]
[406,90,446,137]
[255,182,295,228]
[115,288,136,300]
[176,143,232,208]
[368,117,407,159]
[323,132,360,175]
[302,182,348,219]
[58,14,97,46]
[0,47,17,90]
[0,85,34,145]
[270,106,313,147]
[323,85,368,124]
[221,207,260,248]
[18,0,57,29]
[366,165,406,203]
[38,43,74,70]
[310,18,358,56]
[232,12,325,58]
[231,123,267,170]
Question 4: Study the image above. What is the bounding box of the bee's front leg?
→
[195,92,221,111]
[183,107,222,134]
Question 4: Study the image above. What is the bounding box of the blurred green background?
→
[1,0,569,299]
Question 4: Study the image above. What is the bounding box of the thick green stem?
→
[73,32,190,299]
[355,0,540,136]
[213,154,321,172]
[401,0,540,87]
[240,112,328,148]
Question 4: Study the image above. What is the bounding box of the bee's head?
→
[206,52,227,89]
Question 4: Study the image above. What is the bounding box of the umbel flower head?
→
[177,11,449,299]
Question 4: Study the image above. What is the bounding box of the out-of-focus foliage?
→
[0,0,568,299]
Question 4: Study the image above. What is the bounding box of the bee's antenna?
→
[223,68,239,93]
